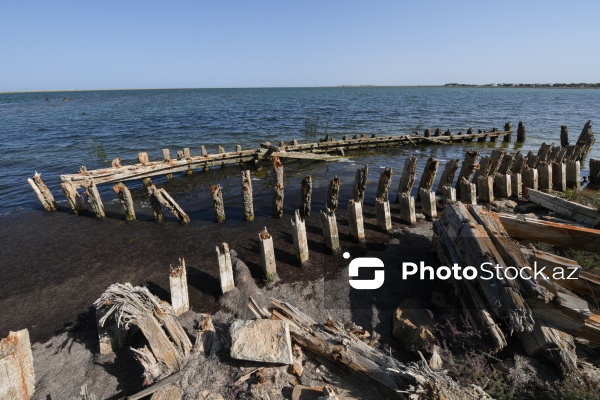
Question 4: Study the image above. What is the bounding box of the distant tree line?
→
[445,83,600,88]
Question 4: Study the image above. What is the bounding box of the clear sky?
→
[1,1,598,91]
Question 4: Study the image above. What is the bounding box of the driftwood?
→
[241,170,254,221]
[527,189,600,228]
[326,176,340,212]
[417,157,438,200]
[396,156,417,202]
[376,167,393,202]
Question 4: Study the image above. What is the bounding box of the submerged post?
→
[291,210,309,264]
[300,175,312,217]
[211,184,226,222]
[28,172,58,211]
[517,121,526,142]
[396,156,417,202]
[347,200,365,241]
[320,208,340,252]
[273,157,284,218]
[113,182,136,220]
[398,193,416,225]
[84,178,105,218]
[376,167,393,202]
[259,227,277,277]
[61,180,86,215]
[216,243,235,294]
[170,258,189,316]
[375,198,392,232]
[242,170,254,221]
[561,125,569,147]
[352,165,368,205]
[327,176,340,212]
[590,159,600,185]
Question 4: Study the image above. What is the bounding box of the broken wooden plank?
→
[269,151,340,161]
[527,189,600,227]
[155,187,190,223]
[0,329,35,400]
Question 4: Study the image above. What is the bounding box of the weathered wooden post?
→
[560,125,569,146]
[419,189,437,219]
[522,165,539,191]
[211,184,226,222]
[538,163,552,191]
[236,145,242,152]
[347,200,365,241]
[434,128,442,136]
[398,193,416,225]
[472,156,491,190]
[576,120,595,161]
[376,167,393,202]
[300,175,312,217]
[170,258,189,316]
[84,178,105,218]
[28,172,58,211]
[327,176,340,212]
[0,329,35,399]
[455,150,480,199]
[201,145,208,157]
[111,158,121,168]
[537,143,554,164]
[320,208,340,252]
[460,177,477,205]
[417,157,439,200]
[273,157,284,218]
[517,121,526,142]
[113,182,136,220]
[552,162,567,192]
[152,186,190,223]
[439,185,456,205]
[138,152,150,164]
[477,176,494,203]
[218,146,225,154]
[183,148,191,159]
[436,159,460,194]
[375,198,392,232]
[162,149,171,162]
[494,174,511,198]
[503,121,512,142]
[352,165,368,205]
[241,170,254,221]
[566,161,580,189]
[61,180,86,214]
[488,150,505,177]
[510,173,523,199]
[291,210,309,264]
[424,128,431,137]
[216,243,235,294]
[590,159,600,185]
[95,306,125,355]
[147,185,164,222]
[396,156,417,202]
[259,227,277,277]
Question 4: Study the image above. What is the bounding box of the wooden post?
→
[552,162,567,192]
[477,176,494,203]
[566,161,580,189]
[375,198,392,232]
[488,150,505,177]
[216,243,235,294]
[201,145,208,156]
[300,175,312,217]
[347,200,365,241]
[498,154,514,175]
[522,166,539,191]
[218,146,225,154]
[517,121,526,142]
[424,128,431,137]
[170,258,189,316]
[0,329,35,399]
[138,152,150,164]
[147,185,164,222]
[436,159,460,195]
[376,167,393,202]
[434,128,442,136]
[396,156,417,202]
[113,182,136,220]
[84,178,105,218]
[471,156,491,189]
[494,174,511,198]
[95,306,125,355]
[141,177,153,188]
[258,227,277,277]
[183,148,191,159]
[112,158,121,168]
[419,189,437,220]
[162,149,171,162]
[291,210,309,264]
[157,187,190,223]
[503,121,512,142]
[455,150,480,199]
[527,151,539,168]
[398,193,416,225]
[327,176,340,212]
[460,177,477,205]
[242,170,254,221]
[417,157,438,200]
[319,208,340,253]
[511,173,523,199]
[537,142,554,164]
[439,185,456,206]
[28,172,58,211]
[511,151,525,174]
[61,180,86,214]
[211,184,226,222]
[576,120,595,161]
[273,157,284,218]
[352,165,368,205]
[589,159,599,185]
[236,145,242,152]
[538,163,553,191]
[279,140,286,147]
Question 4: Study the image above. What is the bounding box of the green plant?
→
[87,137,107,161]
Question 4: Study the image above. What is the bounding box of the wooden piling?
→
[201,145,208,156]
[455,150,480,198]
[147,185,164,222]
[503,122,512,142]
[494,174,511,198]
[28,172,58,211]
[242,170,254,221]
[352,165,368,205]
[417,157,439,200]
[398,193,416,225]
[141,176,153,188]
[439,185,456,206]
[170,258,189,316]
[375,198,392,232]
[566,161,580,189]
[376,167,393,202]
[236,145,242,152]
[526,151,539,168]
[419,189,437,220]
[112,158,121,168]
[156,187,190,223]
[259,227,277,277]
[273,157,284,218]
[460,177,477,205]
[396,156,417,202]
[552,162,567,192]
[576,120,595,161]
[216,243,235,294]
[434,128,442,137]
[291,210,309,264]
[162,149,171,162]
[218,146,225,154]
[61,180,86,214]
[511,173,523,199]
[436,159,460,194]
[96,306,125,355]
[84,179,105,218]
[511,151,525,174]
[320,208,340,253]
[477,176,494,203]
[537,143,554,164]
[488,150,505,177]
[113,182,136,220]
[590,159,600,185]
[538,163,553,192]
[498,154,514,175]
[522,165,539,191]
[138,152,150,164]
[183,148,191,159]
[327,176,340,212]
[517,121,526,142]
[300,175,312,217]
[211,184,226,222]
[347,200,365,241]
[472,156,491,188]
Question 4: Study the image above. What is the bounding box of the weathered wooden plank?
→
[169,258,189,316]
[527,189,600,227]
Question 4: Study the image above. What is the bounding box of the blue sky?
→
[1,1,598,91]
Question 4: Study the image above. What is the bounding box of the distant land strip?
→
[444,82,600,88]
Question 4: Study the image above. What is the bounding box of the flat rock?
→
[230,319,293,365]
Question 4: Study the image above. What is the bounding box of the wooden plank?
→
[527,189,600,227]
[270,151,340,161]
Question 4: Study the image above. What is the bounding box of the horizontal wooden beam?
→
[526,189,600,228]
